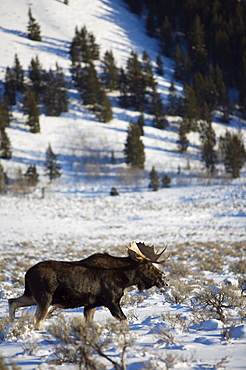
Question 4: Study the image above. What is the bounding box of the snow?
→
[0,0,246,369]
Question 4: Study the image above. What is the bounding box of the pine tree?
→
[142,50,156,92]
[160,16,173,57]
[70,26,99,64]
[200,118,217,174]
[0,161,7,193]
[101,50,119,91]
[177,119,189,153]
[137,112,144,136]
[189,15,208,74]
[0,98,11,130]
[0,129,12,159]
[168,79,178,115]
[13,54,24,93]
[28,56,43,97]
[219,130,246,178]
[152,91,167,129]
[149,166,160,191]
[97,88,113,123]
[118,67,129,108]
[45,144,62,181]
[146,5,156,37]
[214,65,230,122]
[156,52,164,76]
[183,84,200,132]
[126,51,146,110]
[174,44,184,82]
[124,122,145,169]
[161,174,171,188]
[22,87,40,133]
[81,62,101,107]
[24,165,39,186]
[4,67,17,105]
[42,64,69,116]
[27,8,42,41]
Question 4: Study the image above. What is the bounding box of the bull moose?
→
[9,242,168,330]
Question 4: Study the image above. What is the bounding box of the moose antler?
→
[127,242,168,263]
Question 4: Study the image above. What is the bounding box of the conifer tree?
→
[28,56,43,97]
[0,129,12,159]
[81,62,101,107]
[70,26,99,64]
[24,165,39,186]
[156,52,164,76]
[183,84,200,131]
[118,67,129,108]
[124,122,145,169]
[174,44,184,82]
[137,112,144,136]
[149,166,160,191]
[13,54,24,93]
[0,98,11,130]
[146,6,156,37]
[177,119,189,153]
[4,67,17,105]
[27,8,42,41]
[160,16,173,57]
[168,79,178,115]
[162,174,171,188]
[42,64,69,116]
[22,87,40,133]
[97,88,113,123]
[219,130,246,178]
[45,144,62,181]
[152,91,167,129]
[189,15,208,74]
[142,50,156,92]
[101,50,119,91]
[214,65,230,122]
[200,118,217,174]
[126,51,146,110]
[0,161,7,193]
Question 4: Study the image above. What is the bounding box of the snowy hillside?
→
[0,0,246,369]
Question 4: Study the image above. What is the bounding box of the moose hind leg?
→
[34,293,52,330]
[84,306,96,322]
[8,295,36,322]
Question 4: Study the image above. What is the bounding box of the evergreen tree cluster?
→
[70,26,167,127]
[70,26,112,123]
[149,166,171,191]
[119,50,167,129]
[123,0,246,119]
[3,54,69,129]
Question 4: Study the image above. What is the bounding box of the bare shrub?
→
[229,260,246,275]
[161,313,189,332]
[47,315,134,370]
[164,280,194,304]
[0,317,10,338]
[166,261,191,279]
[0,356,21,370]
[4,313,34,341]
[191,285,244,323]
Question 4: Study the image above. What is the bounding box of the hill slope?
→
[0,1,246,370]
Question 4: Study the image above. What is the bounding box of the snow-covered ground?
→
[0,0,246,369]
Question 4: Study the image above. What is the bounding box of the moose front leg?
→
[107,302,127,323]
